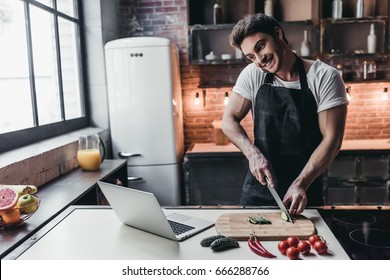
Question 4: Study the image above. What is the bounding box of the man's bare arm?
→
[222,92,273,185]
[284,104,348,214]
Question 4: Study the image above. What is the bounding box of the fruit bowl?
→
[0,195,41,229]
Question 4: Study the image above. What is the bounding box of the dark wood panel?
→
[184,153,248,205]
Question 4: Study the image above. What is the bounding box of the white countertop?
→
[12,207,350,260]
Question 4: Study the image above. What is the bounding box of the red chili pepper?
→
[248,234,276,258]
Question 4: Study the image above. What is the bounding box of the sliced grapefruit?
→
[0,187,19,211]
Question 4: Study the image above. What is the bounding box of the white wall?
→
[82,0,119,129]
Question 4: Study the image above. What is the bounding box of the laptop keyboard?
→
[168,220,195,235]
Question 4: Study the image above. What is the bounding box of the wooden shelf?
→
[192,58,246,65]
[188,0,390,82]
[198,83,235,89]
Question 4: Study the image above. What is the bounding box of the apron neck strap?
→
[296,54,309,90]
[264,72,274,84]
[264,54,309,90]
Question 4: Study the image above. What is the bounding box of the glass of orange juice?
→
[77,134,105,171]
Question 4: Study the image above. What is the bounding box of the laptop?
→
[97,181,214,241]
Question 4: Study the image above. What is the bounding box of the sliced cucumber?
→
[248,216,272,224]
[281,212,291,222]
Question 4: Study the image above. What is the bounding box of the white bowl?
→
[221,54,232,60]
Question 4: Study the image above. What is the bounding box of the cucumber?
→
[281,212,291,222]
[210,237,239,252]
[200,234,226,247]
[248,216,272,224]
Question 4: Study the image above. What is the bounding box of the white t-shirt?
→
[232,60,349,114]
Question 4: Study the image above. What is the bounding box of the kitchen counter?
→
[184,140,390,206]
[341,139,390,151]
[3,206,350,260]
[0,159,127,259]
[183,144,247,205]
[187,143,240,154]
[187,139,390,155]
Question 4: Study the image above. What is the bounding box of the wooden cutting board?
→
[215,212,316,241]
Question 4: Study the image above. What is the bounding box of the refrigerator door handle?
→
[118,152,142,158]
[128,176,143,181]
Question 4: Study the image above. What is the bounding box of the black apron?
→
[240,56,324,206]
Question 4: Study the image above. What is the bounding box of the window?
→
[0,0,87,153]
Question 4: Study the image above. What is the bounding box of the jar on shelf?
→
[356,0,364,18]
[213,0,223,24]
[367,23,376,54]
[332,0,343,19]
[264,0,273,17]
[300,29,311,57]
[336,64,343,78]
[205,51,217,61]
[362,60,376,80]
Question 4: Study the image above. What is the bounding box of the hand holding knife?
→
[265,177,294,223]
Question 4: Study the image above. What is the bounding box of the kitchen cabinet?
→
[183,143,248,205]
[189,20,319,64]
[188,0,319,25]
[189,24,246,65]
[184,140,390,206]
[324,150,390,205]
[188,0,256,25]
[189,0,319,64]
[321,18,387,56]
[320,17,388,81]
[188,0,390,83]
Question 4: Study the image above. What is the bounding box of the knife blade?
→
[265,177,294,224]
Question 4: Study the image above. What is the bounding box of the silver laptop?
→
[97,181,214,241]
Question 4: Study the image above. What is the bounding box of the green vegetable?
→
[200,235,226,247]
[210,237,239,252]
[281,212,292,222]
[248,216,272,224]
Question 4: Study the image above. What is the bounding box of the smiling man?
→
[222,13,348,214]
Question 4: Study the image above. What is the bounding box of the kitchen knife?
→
[265,177,294,223]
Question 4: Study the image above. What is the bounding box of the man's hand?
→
[283,184,308,215]
[248,148,274,186]
[282,104,348,215]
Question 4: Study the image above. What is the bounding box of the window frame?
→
[0,0,89,154]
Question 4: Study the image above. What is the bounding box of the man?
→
[222,13,348,215]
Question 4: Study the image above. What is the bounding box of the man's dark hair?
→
[229,13,289,49]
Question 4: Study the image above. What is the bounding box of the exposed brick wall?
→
[0,143,79,186]
[0,128,109,188]
[344,82,390,139]
[118,0,390,151]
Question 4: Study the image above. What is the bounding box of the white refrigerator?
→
[104,37,184,206]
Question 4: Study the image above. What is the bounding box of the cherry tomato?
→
[287,236,299,247]
[297,240,311,255]
[308,235,321,247]
[314,240,328,255]
[277,240,290,255]
[286,247,300,260]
